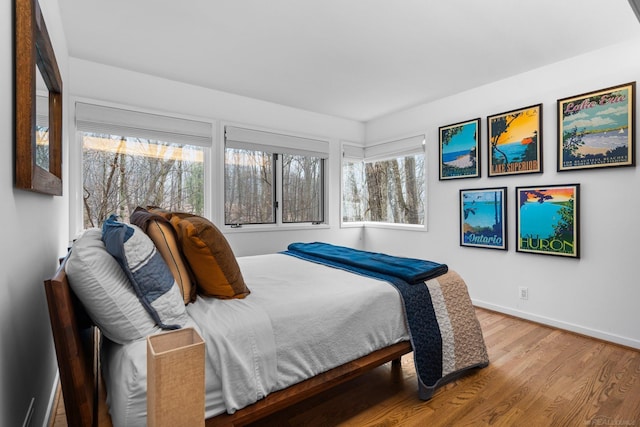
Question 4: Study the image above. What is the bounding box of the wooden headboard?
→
[44,255,100,427]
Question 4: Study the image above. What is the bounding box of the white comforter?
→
[102,253,409,426]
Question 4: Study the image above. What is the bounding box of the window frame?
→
[280,152,326,225]
[69,97,214,239]
[340,143,365,228]
[220,123,330,233]
[223,148,277,226]
[340,137,427,231]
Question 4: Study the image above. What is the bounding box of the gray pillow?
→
[66,228,159,344]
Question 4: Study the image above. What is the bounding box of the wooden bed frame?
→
[45,254,412,427]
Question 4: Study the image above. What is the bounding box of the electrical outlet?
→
[519,287,529,300]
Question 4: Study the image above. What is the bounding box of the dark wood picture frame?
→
[557,82,635,172]
[439,118,481,180]
[15,0,63,195]
[487,104,543,177]
[515,184,580,258]
[460,187,507,250]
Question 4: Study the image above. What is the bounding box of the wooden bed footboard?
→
[206,341,411,426]
[44,255,412,426]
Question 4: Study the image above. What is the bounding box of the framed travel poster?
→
[439,118,480,180]
[558,82,635,171]
[487,104,543,177]
[460,187,507,250]
[515,184,580,258]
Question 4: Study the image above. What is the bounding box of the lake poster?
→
[439,118,480,180]
[460,187,507,250]
[516,184,580,258]
[488,104,542,176]
[558,82,635,171]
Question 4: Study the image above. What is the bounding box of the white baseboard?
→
[473,299,640,350]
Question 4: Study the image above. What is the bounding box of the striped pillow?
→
[130,207,195,304]
[102,215,189,330]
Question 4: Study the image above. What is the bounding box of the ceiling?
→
[58,0,640,122]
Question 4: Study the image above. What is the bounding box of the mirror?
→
[35,66,49,171]
[15,0,63,195]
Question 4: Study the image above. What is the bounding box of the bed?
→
[44,212,488,426]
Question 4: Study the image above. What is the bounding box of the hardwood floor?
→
[52,308,640,426]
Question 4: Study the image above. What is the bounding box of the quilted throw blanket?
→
[284,242,489,400]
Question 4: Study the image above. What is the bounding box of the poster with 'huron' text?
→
[516,184,580,258]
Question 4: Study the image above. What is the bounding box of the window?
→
[342,145,365,223]
[282,153,324,223]
[342,136,425,226]
[81,135,205,228]
[224,126,328,226]
[363,154,424,224]
[76,102,211,228]
[224,148,274,224]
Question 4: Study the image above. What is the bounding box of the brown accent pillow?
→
[130,207,196,304]
[149,208,250,299]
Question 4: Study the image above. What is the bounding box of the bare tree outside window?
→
[342,160,364,222]
[82,133,205,228]
[223,149,324,225]
[224,148,275,224]
[282,154,323,223]
[345,153,424,225]
[36,125,49,172]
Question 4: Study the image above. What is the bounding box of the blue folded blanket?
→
[286,242,448,284]
[283,241,475,399]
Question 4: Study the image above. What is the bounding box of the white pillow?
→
[66,228,159,344]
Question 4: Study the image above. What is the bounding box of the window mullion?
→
[319,159,326,223]
[275,153,283,225]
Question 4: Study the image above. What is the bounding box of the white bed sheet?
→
[102,317,224,427]
[102,253,409,426]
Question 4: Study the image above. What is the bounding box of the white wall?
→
[364,37,640,348]
[68,58,366,255]
[0,1,70,425]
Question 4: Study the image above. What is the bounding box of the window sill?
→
[223,223,331,233]
[341,221,426,232]
[340,221,364,229]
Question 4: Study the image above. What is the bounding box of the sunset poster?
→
[488,104,542,177]
[460,187,507,250]
[558,82,635,171]
[439,118,480,180]
[516,184,580,258]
